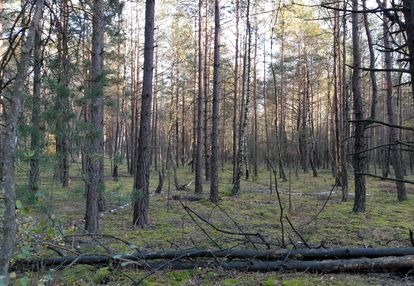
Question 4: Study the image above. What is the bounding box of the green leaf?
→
[15,200,22,209]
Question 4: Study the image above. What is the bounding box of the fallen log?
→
[12,247,414,271]
[12,255,414,273]
[141,255,414,272]
[171,195,203,201]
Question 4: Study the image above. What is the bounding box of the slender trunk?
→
[232,0,239,184]
[252,20,258,180]
[85,0,105,232]
[56,0,70,187]
[0,0,44,281]
[29,18,42,193]
[210,0,221,203]
[232,0,251,195]
[195,0,205,194]
[263,40,270,170]
[383,3,407,201]
[351,0,366,213]
[132,0,155,227]
[113,12,122,180]
[175,69,180,166]
[204,0,210,181]
[278,21,287,181]
[333,7,342,186]
[341,0,349,199]
[152,37,159,171]
[192,17,197,173]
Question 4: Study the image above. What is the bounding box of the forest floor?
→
[10,160,414,285]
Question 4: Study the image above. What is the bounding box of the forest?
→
[1,0,414,284]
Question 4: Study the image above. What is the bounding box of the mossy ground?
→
[10,160,414,285]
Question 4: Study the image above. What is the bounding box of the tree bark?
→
[210,0,221,203]
[351,0,366,213]
[85,0,105,233]
[113,11,123,181]
[194,0,205,195]
[232,0,251,195]
[56,0,70,188]
[204,0,210,181]
[29,15,43,193]
[132,0,155,227]
[14,248,414,273]
[252,17,258,180]
[383,2,407,201]
[0,0,44,282]
[232,0,239,184]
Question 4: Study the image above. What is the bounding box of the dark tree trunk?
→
[85,0,105,233]
[29,18,42,193]
[232,0,239,184]
[195,0,205,195]
[0,0,44,281]
[383,6,407,201]
[132,0,155,227]
[56,0,70,187]
[210,0,221,203]
[351,0,366,213]
[204,0,210,181]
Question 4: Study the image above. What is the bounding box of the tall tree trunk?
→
[383,3,407,201]
[341,0,349,199]
[29,17,43,193]
[0,0,44,281]
[152,36,159,171]
[232,0,251,195]
[278,20,287,181]
[195,0,205,195]
[252,19,258,180]
[362,0,378,121]
[132,0,155,227]
[191,17,197,173]
[263,40,270,170]
[85,0,105,232]
[113,11,123,181]
[56,0,70,187]
[210,0,221,203]
[351,0,366,213]
[333,6,342,186]
[181,75,186,166]
[175,69,180,166]
[232,0,239,184]
[204,0,210,181]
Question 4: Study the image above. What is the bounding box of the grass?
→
[8,159,414,285]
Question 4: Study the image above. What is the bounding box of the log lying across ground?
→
[12,247,414,273]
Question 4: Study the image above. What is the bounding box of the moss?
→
[223,278,240,286]
[60,265,95,285]
[92,267,112,284]
[281,278,307,286]
[261,277,278,286]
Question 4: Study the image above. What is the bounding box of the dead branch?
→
[179,200,271,248]
[12,248,414,272]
